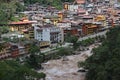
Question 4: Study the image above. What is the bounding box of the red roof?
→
[88,25,97,28]
[77,8,86,13]
[76,0,85,4]
[10,21,36,25]
[22,29,28,32]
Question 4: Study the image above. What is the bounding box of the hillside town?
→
[0,0,119,59]
[0,0,120,80]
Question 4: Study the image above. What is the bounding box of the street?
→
[78,30,107,41]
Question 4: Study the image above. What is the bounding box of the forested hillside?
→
[84,26,120,80]
[23,0,74,9]
[23,0,74,4]
[0,60,46,80]
[0,0,25,24]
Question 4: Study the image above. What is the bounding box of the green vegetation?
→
[2,37,11,42]
[78,38,95,47]
[51,0,62,10]
[0,0,16,24]
[23,0,74,4]
[26,53,45,69]
[25,43,45,69]
[0,42,46,80]
[0,0,25,24]
[65,32,105,50]
[45,47,73,60]
[25,43,74,69]
[74,35,106,51]
[57,47,73,56]
[80,26,120,80]
[61,0,74,2]
[28,44,40,54]
[0,60,46,80]
[0,26,9,34]
[15,2,26,12]
[65,32,79,49]
[23,0,63,9]
[0,44,4,52]
[23,0,74,10]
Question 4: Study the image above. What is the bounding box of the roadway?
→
[41,30,108,53]
[78,30,108,41]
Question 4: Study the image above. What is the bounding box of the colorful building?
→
[82,23,100,35]
[64,2,69,10]
[43,15,60,25]
[9,19,36,39]
[74,0,85,4]
[58,11,64,22]
[64,28,79,36]
[9,19,33,32]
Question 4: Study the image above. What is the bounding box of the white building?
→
[56,21,71,28]
[34,24,64,44]
[68,4,79,12]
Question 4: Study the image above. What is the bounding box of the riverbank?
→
[38,44,99,80]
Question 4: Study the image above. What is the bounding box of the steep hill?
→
[84,26,120,80]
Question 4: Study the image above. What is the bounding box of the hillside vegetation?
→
[83,26,120,80]
[0,0,25,24]
[23,0,74,9]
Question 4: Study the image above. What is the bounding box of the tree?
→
[0,0,17,24]
[23,0,63,9]
[0,8,8,24]
[82,26,120,80]
[0,60,46,80]
[26,44,45,69]
[65,32,79,50]
[0,26,9,34]
[57,47,73,56]
[0,0,26,24]
[61,0,74,2]
[15,2,26,12]
[26,53,45,69]
[28,44,40,54]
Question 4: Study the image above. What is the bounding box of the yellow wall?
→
[95,15,106,21]
[10,24,32,32]
[40,41,50,47]
[64,4,68,10]
[58,13,63,22]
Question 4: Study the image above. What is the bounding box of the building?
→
[9,19,33,32]
[64,2,70,10]
[43,15,60,25]
[94,15,106,27]
[57,21,71,28]
[34,24,64,47]
[0,42,11,59]
[64,28,80,36]
[68,4,79,12]
[74,0,86,4]
[0,42,21,59]
[58,11,64,22]
[82,22,101,35]
[10,45,19,58]
[9,19,36,39]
